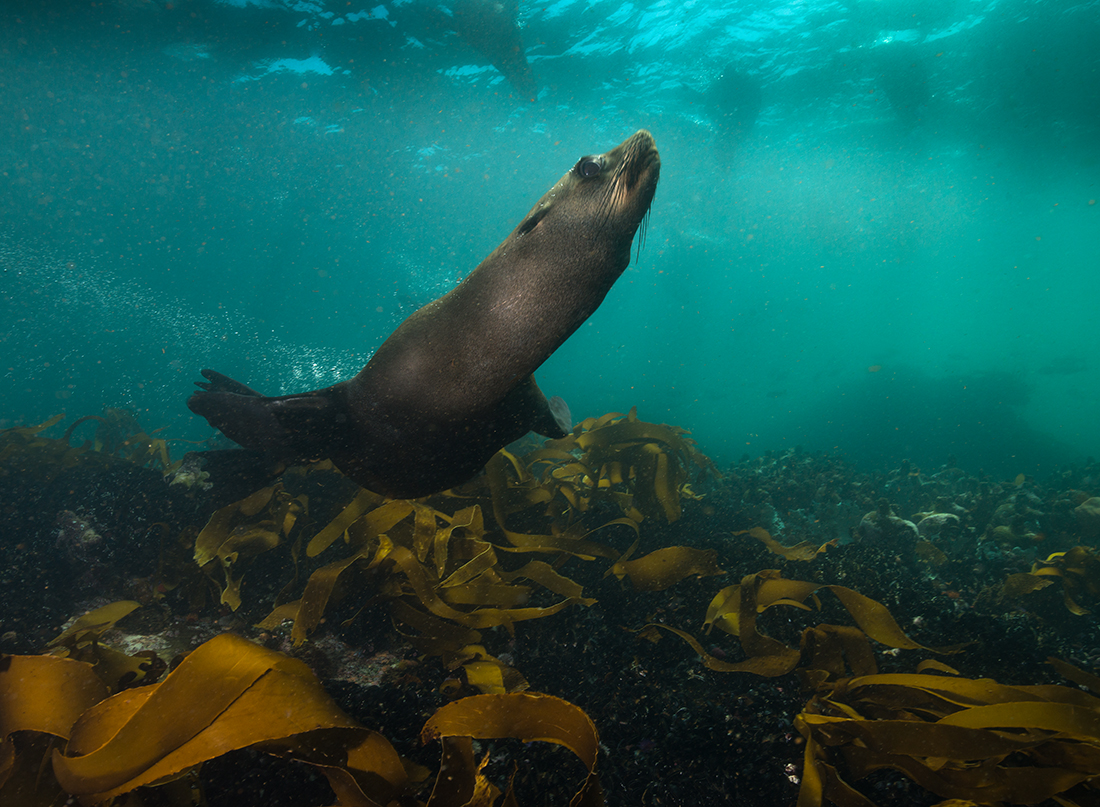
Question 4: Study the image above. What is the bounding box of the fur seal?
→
[709,66,762,161]
[188,130,660,498]
[451,0,537,96]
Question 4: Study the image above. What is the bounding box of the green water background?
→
[1,0,1097,477]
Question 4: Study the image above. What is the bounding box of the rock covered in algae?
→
[915,512,961,541]
[1075,496,1100,540]
[856,499,919,544]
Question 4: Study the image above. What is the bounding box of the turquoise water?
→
[2,0,1098,477]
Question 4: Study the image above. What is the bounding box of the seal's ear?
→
[516,206,548,237]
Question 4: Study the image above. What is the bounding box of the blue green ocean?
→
[4,0,1097,477]
[5,4,1100,806]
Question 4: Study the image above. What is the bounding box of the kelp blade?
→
[796,669,1100,806]
[610,546,724,591]
[0,655,108,741]
[421,692,603,807]
[47,601,141,649]
[52,633,406,804]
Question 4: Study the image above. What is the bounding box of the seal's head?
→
[511,130,660,273]
[455,129,659,371]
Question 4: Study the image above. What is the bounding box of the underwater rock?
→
[857,501,919,544]
[984,492,1046,548]
[52,510,104,563]
[168,454,212,490]
[1075,497,1100,540]
[916,512,961,542]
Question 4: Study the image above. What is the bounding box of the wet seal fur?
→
[188,130,660,498]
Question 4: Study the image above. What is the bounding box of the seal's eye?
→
[578,158,602,178]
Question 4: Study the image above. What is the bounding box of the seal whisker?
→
[604,158,634,222]
[634,207,651,264]
[594,169,621,231]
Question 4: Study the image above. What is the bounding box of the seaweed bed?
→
[3,409,1100,806]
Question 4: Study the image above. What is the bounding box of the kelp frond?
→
[1,632,606,807]
[649,569,967,678]
[1000,545,1100,615]
[795,658,1100,807]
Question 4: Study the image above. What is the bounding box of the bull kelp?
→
[795,662,1100,807]
[643,568,968,678]
[2,629,605,806]
[5,413,1100,805]
[1000,545,1100,615]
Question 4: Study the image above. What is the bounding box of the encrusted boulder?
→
[1075,496,1100,540]
[916,512,961,541]
[857,498,918,544]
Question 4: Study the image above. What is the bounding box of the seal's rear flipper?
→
[193,368,265,398]
[187,369,343,459]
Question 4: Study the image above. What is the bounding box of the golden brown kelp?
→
[737,526,837,562]
[193,483,306,610]
[63,408,178,474]
[1000,545,1100,615]
[650,570,965,678]
[0,411,178,488]
[0,414,100,488]
[609,545,725,591]
[795,659,1100,806]
[244,412,719,672]
[258,497,597,653]
[2,631,605,807]
[0,652,108,806]
[913,538,948,566]
[49,633,407,805]
[47,601,165,692]
[489,408,717,529]
[422,693,603,807]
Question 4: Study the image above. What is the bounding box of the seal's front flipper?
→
[187,369,343,459]
[502,375,571,440]
[545,395,572,436]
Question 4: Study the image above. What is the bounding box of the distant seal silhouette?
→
[708,66,762,166]
[188,130,660,498]
[451,0,537,96]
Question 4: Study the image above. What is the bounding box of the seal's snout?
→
[620,130,660,191]
[625,130,658,163]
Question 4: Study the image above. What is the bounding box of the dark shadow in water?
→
[805,365,1080,476]
[870,41,930,130]
[707,65,763,169]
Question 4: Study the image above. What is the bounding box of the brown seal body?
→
[188,130,660,498]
